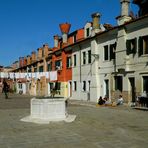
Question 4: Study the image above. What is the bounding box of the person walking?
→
[2,79,9,99]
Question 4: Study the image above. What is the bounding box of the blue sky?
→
[0,0,138,66]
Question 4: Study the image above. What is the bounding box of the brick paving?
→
[0,93,148,148]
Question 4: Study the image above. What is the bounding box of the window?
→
[104,43,116,61]
[104,45,109,61]
[55,60,62,70]
[74,81,77,91]
[27,66,31,72]
[73,34,77,43]
[87,80,91,91]
[82,81,86,91]
[74,54,76,66]
[47,62,52,71]
[88,50,91,64]
[138,35,148,56]
[110,43,116,60]
[83,52,86,65]
[18,83,22,89]
[126,38,137,55]
[39,66,43,72]
[86,28,90,37]
[34,67,37,72]
[66,56,72,68]
[114,76,122,92]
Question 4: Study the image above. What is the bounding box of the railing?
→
[136,96,148,108]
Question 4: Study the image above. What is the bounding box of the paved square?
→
[0,94,148,148]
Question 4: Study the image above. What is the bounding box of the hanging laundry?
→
[49,71,57,81]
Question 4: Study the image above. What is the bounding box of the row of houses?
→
[9,0,148,103]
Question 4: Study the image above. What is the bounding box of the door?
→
[105,79,109,98]
[68,81,72,97]
[48,82,54,96]
[48,83,51,96]
[129,77,135,102]
[143,76,148,95]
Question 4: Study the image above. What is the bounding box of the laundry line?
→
[0,71,57,81]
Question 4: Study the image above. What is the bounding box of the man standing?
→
[0,80,2,93]
[3,79,9,99]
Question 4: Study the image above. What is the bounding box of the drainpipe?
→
[79,45,82,83]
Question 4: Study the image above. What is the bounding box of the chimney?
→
[54,35,59,48]
[91,12,101,30]
[31,51,36,62]
[91,12,101,36]
[120,0,130,16]
[117,0,131,25]
[59,23,71,43]
[19,57,23,67]
[23,57,27,66]
[43,44,49,57]
[37,48,42,59]
[27,55,31,65]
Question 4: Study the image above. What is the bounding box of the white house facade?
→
[70,0,148,103]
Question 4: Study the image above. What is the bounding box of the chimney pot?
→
[91,12,101,33]
[59,23,71,34]
[59,23,71,43]
[91,12,101,18]
[54,35,59,47]
[120,0,130,16]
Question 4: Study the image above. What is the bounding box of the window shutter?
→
[110,43,116,60]
[113,42,116,59]
[138,37,143,56]
[126,40,130,55]
[110,45,113,60]
[104,45,108,60]
[133,38,137,54]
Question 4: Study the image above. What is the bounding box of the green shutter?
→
[104,45,108,60]
[113,42,116,59]
[110,45,113,60]
[133,38,137,54]
[138,37,143,56]
[126,40,131,55]
[110,43,116,60]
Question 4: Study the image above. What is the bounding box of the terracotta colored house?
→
[49,23,84,98]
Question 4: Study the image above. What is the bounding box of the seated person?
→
[116,95,124,105]
[98,96,105,105]
[103,95,108,102]
[104,97,112,105]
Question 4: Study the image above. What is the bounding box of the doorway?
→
[129,77,135,102]
[68,81,72,97]
[104,79,109,98]
[143,76,148,95]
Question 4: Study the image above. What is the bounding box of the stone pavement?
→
[0,93,148,148]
